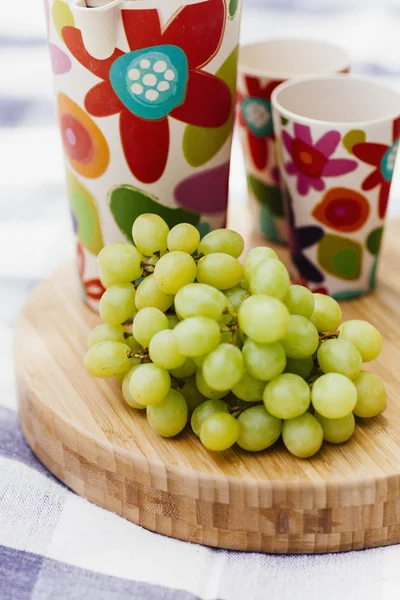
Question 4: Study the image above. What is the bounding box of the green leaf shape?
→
[66,170,103,255]
[342,129,366,155]
[280,116,289,126]
[259,204,281,243]
[247,175,285,217]
[332,289,365,301]
[52,0,74,42]
[369,256,379,288]
[109,185,200,243]
[182,46,238,167]
[366,226,383,256]
[318,234,362,281]
[228,0,239,19]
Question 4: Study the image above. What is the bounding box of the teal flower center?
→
[110,45,188,120]
[241,97,273,138]
[380,139,399,181]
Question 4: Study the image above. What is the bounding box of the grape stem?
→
[132,350,151,363]
[193,253,204,263]
[319,330,339,342]
[228,402,261,417]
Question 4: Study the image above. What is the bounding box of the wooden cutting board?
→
[16,216,400,554]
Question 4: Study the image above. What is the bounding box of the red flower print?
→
[352,118,400,218]
[63,1,230,184]
[77,242,105,301]
[237,77,282,170]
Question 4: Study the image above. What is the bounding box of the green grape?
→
[174,283,227,321]
[353,371,387,418]
[200,413,239,451]
[243,246,278,280]
[129,363,171,406]
[122,366,145,409]
[238,295,290,344]
[311,294,342,332]
[249,258,290,300]
[167,314,180,329]
[282,413,323,458]
[98,243,143,287]
[311,373,357,419]
[170,357,197,379]
[88,324,127,348]
[147,389,188,437]
[219,326,241,347]
[224,286,248,312]
[219,297,235,326]
[194,354,207,368]
[242,338,286,381]
[263,373,310,419]
[135,274,174,312]
[314,411,355,444]
[167,223,200,254]
[125,334,142,354]
[203,344,244,391]
[84,341,133,378]
[99,283,136,325]
[149,329,185,370]
[240,277,249,290]
[338,320,383,362]
[196,253,243,290]
[232,370,265,402]
[132,213,169,256]
[285,356,314,380]
[132,307,169,348]
[284,285,315,318]
[191,398,229,436]
[280,315,319,359]
[178,376,206,414]
[195,369,229,400]
[237,406,282,451]
[317,338,362,380]
[198,229,244,258]
[154,251,197,294]
[174,317,221,357]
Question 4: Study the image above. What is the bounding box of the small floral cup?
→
[237,39,350,244]
[271,74,400,299]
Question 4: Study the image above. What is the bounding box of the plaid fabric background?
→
[1,1,400,598]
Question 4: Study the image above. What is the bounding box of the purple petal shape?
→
[286,162,298,175]
[294,253,325,283]
[282,131,293,153]
[309,177,325,192]
[296,225,324,249]
[294,123,312,145]
[70,209,78,234]
[174,162,230,214]
[315,130,340,157]
[297,174,311,196]
[322,158,358,177]
[49,43,71,75]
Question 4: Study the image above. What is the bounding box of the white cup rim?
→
[238,38,350,80]
[271,74,400,128]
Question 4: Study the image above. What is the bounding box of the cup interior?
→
[238,39,350,79]
[272,76,400,124]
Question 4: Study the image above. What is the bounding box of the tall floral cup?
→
[272,75,400,299]
[45,0,242,309]
[237,40,350,244]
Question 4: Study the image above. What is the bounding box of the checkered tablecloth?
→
[2,0,400,598]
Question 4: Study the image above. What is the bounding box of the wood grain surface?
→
[16,214,400,553]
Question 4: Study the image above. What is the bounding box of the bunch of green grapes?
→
[84,214,386,458]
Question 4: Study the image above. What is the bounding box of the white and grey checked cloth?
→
[2,0,400,598]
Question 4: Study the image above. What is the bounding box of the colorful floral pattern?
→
[182,46,238,167]
[282,125,357,195]
[49,44,71,75]
[366,227,383,256]
[312,187,370,233]
[62,0,230,184]
[58,93,110,178]
[52,0,74,42]
[284,185,325,283]
[109,185,200,243]
[77,242,106,302]
[352,118,400,218]
[318,234,362,281]
[174,162,230,214]
[238,77,281,170]
[66,170,104,255]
